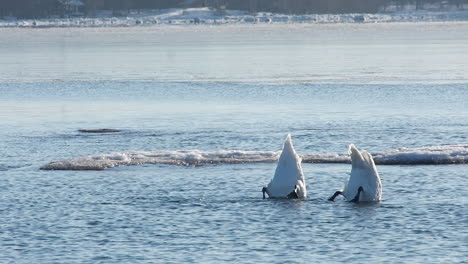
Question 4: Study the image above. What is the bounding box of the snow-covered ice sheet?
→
[40,144,467,170]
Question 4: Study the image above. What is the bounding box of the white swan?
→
[329,144,382,202]
[262,134,307,199]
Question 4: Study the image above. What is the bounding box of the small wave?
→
[0,164,28,171]
[40,144,467,170]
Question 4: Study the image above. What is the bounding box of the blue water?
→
[0,23,467,263]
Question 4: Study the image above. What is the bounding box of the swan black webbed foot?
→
[262,187,268,199]
[328,191,343,201]
[350,186,364,203]
[287,185,299,199]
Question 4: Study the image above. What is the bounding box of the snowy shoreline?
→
[1,7,468,28]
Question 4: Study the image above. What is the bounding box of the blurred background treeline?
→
[1,0,467,19]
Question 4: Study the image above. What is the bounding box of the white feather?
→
[266,134,307,198]
[342,144,382,201]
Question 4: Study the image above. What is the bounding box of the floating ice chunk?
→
[41,150,280,170]
[40,144,467,170]
[373,144,467,165]
[78,128,121,133]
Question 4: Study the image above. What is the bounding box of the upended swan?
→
[329,144,382,202]
[262,134,307,199]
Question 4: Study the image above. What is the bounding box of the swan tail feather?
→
[267,134,307,198]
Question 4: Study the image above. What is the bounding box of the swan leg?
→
[350,186,364,203]
[262,187,267,199]
[328,191,343,201]
[287,190,299,199]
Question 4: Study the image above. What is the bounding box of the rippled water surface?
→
[0,23,467,263]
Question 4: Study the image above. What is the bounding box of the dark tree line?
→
[1,0,64,18]
[1,0,467,19]
[217,0,387,14]
[0,0,188,18]
[218,0,468,13]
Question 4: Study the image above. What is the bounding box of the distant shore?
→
[1,7,468,28]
